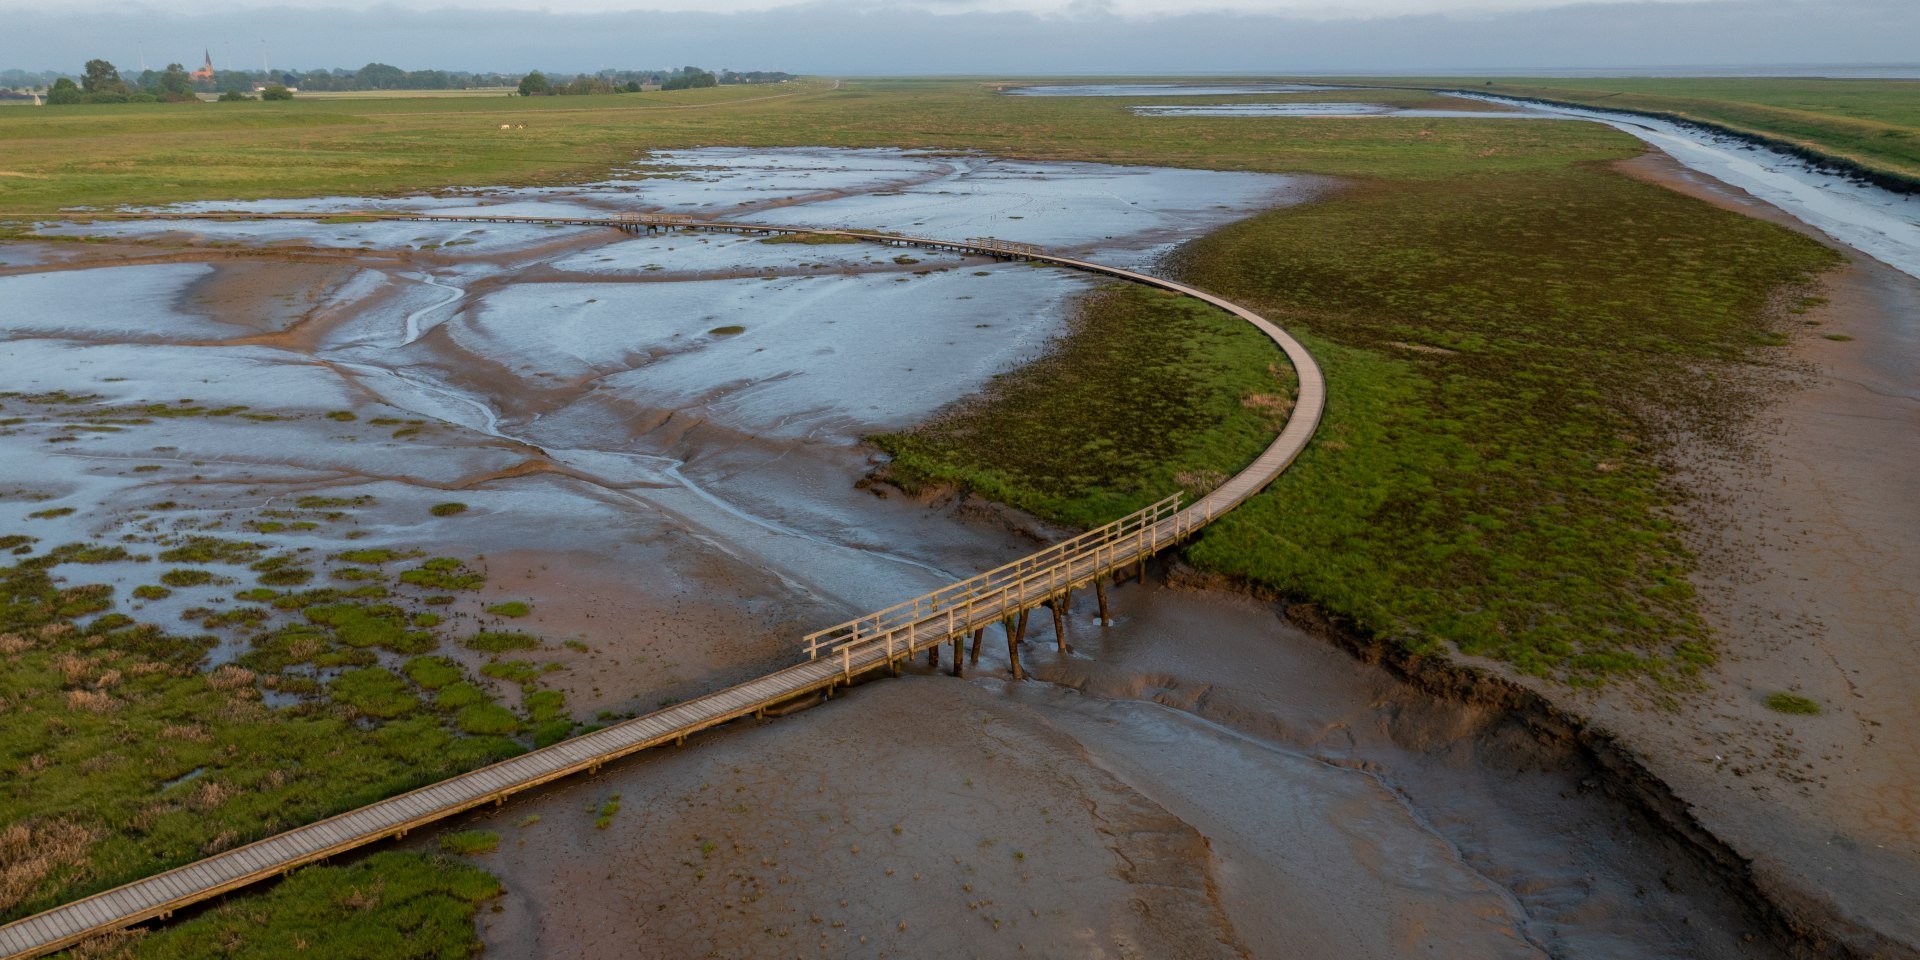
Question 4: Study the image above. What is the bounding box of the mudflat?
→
[439,576,1786,960]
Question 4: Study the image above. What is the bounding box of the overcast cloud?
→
[3,0,1912,75]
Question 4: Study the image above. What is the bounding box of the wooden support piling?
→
[928,643,939,668]
[970,628,984,665]
[951,636,963,677]
[1096,579,1109,625]
[1052,597,1067,652]
[1006,629,1025,680]
[1014,609,1029,643]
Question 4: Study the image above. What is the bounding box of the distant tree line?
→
[660,67,718,90]
[0,68,65,90]
[16,60,796,104]
[515,66,778,96]
[31,58,292,104]
[42,59,206,104]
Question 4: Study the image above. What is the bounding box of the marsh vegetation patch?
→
[875,283,1292,527]
[0,522,583,922]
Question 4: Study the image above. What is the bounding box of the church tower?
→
[190,50,214,82]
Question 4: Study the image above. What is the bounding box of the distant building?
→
[190,51,214,83]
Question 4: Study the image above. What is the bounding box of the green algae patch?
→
[399,557,485,591]
[1764,692,1822,716]
[465,630,540,654]
[157,537,265,565]
[438,830,501,856]
[760,232,861,245]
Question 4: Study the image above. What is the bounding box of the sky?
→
[3,0,1915,75]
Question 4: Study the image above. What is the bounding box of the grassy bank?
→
[1370,76,1920,183]
[1179,169,1838,676]
[55,852,499,959]
[876,283,1294,527]
[885,167,1839,680]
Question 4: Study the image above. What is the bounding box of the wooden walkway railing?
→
[803,493,1200,679]
[963,236,1043,258]
[0,208,1324,960]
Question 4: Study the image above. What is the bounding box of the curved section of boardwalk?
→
[0,210,1324,960]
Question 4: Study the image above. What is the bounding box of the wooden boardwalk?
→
[0,210,1324,959]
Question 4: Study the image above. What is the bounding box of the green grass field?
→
[0,79,1630,211]
[1367,76,1920,182]
[290,87,521,100]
